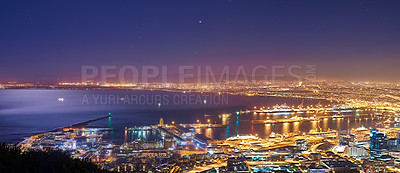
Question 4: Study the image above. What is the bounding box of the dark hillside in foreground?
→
[0,143,107,173]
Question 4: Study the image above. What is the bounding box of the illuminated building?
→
[320,158,359,172]
[295,139,308,151]
[307,165,329,173]
[362,160,386,173]
[159,117,164,127]
[388,138,399,150]
[227,157,248,172]
[370,130,388,150]
[344,146,368,157]
[163,133,176,149]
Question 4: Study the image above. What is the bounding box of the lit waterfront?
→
[2,83,400,172]
[1,88,398,143]
[0,89,322,143]
[3,87,400,172]
[16,112,400,172]
[191,108,388,140]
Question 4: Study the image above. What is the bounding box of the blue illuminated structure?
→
[370,130,388,150]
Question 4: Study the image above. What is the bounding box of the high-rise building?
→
[370,130,388,150]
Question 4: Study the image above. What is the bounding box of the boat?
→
[269,132,276,138]
[331,104,354,113]
[257,103,294,114]
[332,115,344,119]
[356,126,368,131]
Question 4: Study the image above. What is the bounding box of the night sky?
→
[1,0,400,82]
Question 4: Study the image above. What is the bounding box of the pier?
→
[239,113,379,125]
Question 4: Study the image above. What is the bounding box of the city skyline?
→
[2,1,400,172]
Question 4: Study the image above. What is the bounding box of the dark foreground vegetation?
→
[0,143,107,173]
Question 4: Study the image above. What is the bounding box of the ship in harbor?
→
[330,104,354,113]
[255,100,305,114]
[252,101,354,115]
[257,103,294,114]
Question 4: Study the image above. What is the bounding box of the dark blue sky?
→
[1,0,400,82]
